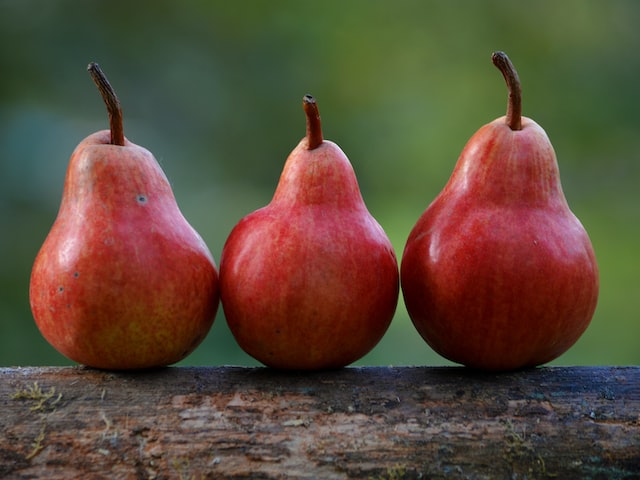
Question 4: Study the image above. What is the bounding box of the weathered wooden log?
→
[1,366,638,479]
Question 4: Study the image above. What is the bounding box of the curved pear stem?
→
[87,62,125,146]
[492,51,522,131]
[303,94,323,150]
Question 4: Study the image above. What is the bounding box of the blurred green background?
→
[1,1,638,368]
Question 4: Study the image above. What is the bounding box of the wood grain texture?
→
[1,366,639,479]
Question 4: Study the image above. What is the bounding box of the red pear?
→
[219,95,399,370]
[401,52,599,371]
[29,63,219,369]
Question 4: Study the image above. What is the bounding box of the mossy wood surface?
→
[1,366,639,479]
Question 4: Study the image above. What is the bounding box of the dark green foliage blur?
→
[1,0,638,367]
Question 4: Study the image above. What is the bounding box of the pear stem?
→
[303,94,323,150]
[87,62,125,146]
[492,51,522,131]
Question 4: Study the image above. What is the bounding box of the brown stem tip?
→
[491,51,522,131]
[303,94,323,150]
[87,62,125,146]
